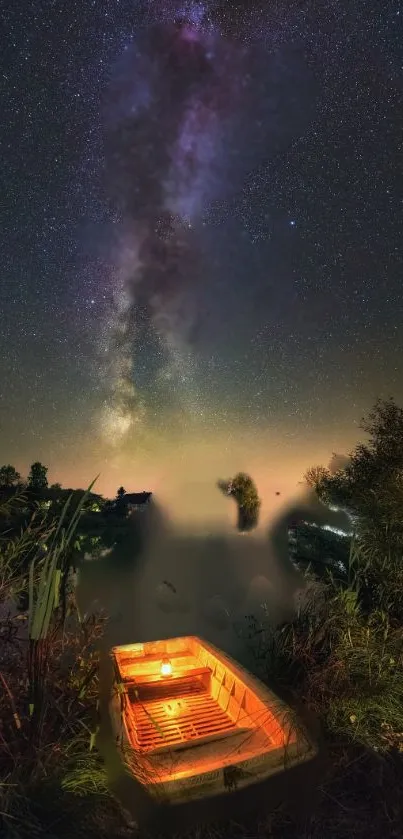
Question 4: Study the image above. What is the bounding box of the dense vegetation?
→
[1,399,403,837]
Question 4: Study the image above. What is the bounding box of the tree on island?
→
[0,464,21,488]
[28,462,48,491]
[218,472,261,533]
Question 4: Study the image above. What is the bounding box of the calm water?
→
[77,509,301,667]
[77,489,349,664]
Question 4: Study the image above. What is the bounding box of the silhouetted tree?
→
[114,486,128,518]
[0,465,21,487]
[50,482,62,492]
[314,398,403,514]
[28,462,48,491]
[304,464,330,491]
[218,472,261,532]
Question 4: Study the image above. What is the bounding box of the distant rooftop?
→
[123,492,152,505]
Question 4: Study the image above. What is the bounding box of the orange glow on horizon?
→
[13,423,360,532]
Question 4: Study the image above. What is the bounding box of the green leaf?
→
[89,726,99,751]
[28,554,36,636]
[54,568,61,608]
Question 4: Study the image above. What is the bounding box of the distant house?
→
[120,491,152,514]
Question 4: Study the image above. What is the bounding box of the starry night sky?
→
[1,1,402,525]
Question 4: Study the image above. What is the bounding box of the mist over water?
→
[77,485,350,669]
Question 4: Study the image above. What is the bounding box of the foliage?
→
[303,464,330,490]
[218,471,261,532]
[0,610,109,836]
[0,465,21,488]
[246,543,403,756]
[314,397,403,509]
[241,401,403,836]
[0,493,50,606]
[305,398,403,621]
[116,486,126,499]
[0,481,111,837]
[28,462,49,491]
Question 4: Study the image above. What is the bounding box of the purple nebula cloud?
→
[100,9,312,437]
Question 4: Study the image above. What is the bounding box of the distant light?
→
[322,524,352,536]
[289,220,296,227]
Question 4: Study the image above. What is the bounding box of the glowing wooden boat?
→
[109,636,317,805]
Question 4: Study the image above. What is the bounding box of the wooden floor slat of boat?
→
[132,679,204,703]
[131,682,237,753]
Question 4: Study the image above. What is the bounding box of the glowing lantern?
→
[160,656,172,677]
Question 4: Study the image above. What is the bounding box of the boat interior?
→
[112,636,298,777]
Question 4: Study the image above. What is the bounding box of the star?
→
[0,0,400,511]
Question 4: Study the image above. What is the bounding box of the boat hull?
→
[109,635,317,806]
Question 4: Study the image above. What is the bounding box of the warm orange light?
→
[160,656,172,677]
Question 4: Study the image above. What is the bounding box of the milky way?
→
[99,7,306,443]
[99,13,239,440]
[2,0,402,507]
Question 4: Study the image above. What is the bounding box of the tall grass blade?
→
[28,554,35,636]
